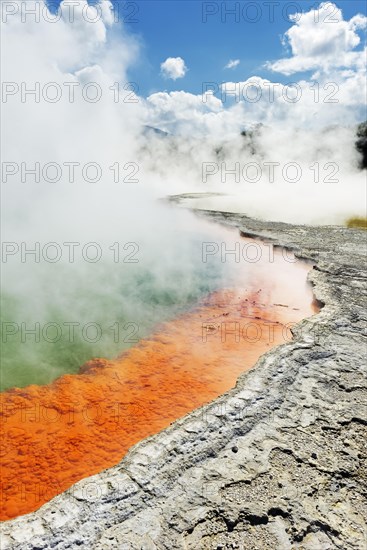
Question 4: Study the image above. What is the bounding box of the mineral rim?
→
[1,208,366,550]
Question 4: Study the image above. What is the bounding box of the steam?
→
[1,1,366,388]
[0,0,219,388]
[139,123,366,224]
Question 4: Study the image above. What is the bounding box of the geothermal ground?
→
[1,205,366,550]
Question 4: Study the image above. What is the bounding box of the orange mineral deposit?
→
[0,243,319,520]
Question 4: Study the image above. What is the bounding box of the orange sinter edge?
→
[0,283,319,520]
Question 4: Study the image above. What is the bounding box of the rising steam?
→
[1,0,366,388]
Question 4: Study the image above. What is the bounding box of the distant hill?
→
[143,125,170,137]
[356,121,367,169]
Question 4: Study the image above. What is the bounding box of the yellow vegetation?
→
[346,217,367,229]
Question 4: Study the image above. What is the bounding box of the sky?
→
[121,0,367,96]
[44,0,367,98]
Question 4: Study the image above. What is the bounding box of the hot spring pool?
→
[0,210,319,520]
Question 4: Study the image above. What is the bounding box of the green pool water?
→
[1,216,243,391]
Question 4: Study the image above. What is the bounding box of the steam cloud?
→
[1,0,366,388]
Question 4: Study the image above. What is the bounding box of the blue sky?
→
[46,0,366,98]
[119,0,367,96]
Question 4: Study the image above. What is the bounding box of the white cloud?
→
[224,59,240,69]
[145,90,232,136]
[146,4,365,137]
[160,57,187,80]
[146,63,366,137]
[268,2,367,75]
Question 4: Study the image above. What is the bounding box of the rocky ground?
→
[1,204,366,549]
